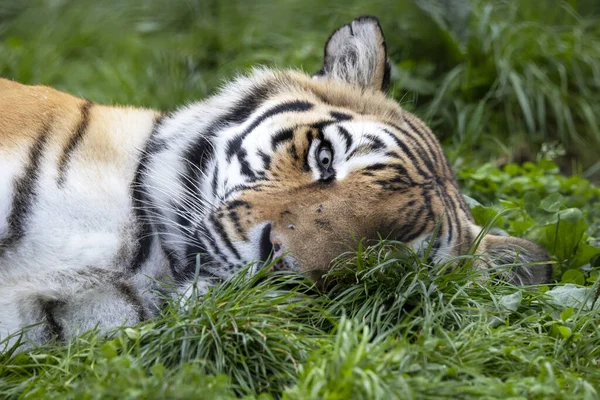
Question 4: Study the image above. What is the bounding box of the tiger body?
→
[0,79,165,343]
[0,17,552,349]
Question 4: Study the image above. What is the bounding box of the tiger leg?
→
[0,268,151,351]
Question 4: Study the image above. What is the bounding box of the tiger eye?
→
[317,145,333,169]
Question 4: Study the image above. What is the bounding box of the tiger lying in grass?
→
[0,16,552,349]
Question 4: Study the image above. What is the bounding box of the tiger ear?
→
[314,16,391,93]
[479,234,553,285]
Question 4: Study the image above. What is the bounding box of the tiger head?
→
[150,16,552,288]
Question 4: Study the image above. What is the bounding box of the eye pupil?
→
[318,146,333,168]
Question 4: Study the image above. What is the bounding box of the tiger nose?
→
[271,237,284,258]
[259,223,274,262]
[259,222,285,262]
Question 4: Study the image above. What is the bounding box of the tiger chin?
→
[0,16,552,349]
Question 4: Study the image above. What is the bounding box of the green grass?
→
[2,238,600,399]
[1,0,600,398]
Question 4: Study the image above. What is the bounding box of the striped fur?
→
[0,16,552,349]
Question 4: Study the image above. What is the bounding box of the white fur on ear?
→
[314,16,391,92]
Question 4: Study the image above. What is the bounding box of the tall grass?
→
[410,1,600,173]
[2,242,600,398]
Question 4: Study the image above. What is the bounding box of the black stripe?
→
[226,200,251,211]
[364,133,385,150]
[365,163,388,171]
[182,136,213,186]
[372,163,414,186]
[446,193,462,243]
[40,299,64,342]
[207,83,273,138]
[381,128,431,180]
[237,149,257,180]
[375,178,413,191]
[56,101,92,186]
[316,128,326,142]
[228,210,247,239]
[375,170,413,186]
[407,118,447,173]
[271,128,294,150]
[427,123,452,177]
[0,123,50,253]
[330,111,353,121]
[129,114,165,273]
[397,188,436,243]
[222,184,254,200]
[397,129,436,176]
[396,206,426,243]
[258,150,271,170]
[211,164,220,199]
[391,164,415,181]
[385,151,402,160]
[114,281,148,322]
[163,244,187,282]
[180,134,213,227]
[259,223,272,262]
[434,184,459,246]
[185,239,216,275]
[427,237,442,264]
[209,213,241,260]
[447,194,464,245]
[185,226,219,270]
[337,126,353,152]
[404,209,433,244]
[311,119,342,131]
[226,101,313,160]
[393,120,438,176]
[455,186,474,222]
[345,145,368,161]
[403,118,440,163]
[290,141,301,161]
[444,209,453,245]
[199,226,230,265]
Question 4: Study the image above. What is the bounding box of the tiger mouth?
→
[266,242,288,272]
[260,237,291,272]
[260,228,299,273]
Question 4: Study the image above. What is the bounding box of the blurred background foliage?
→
[0,0,599,179]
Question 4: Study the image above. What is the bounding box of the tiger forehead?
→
[271,71,405,119]
[226,95,415,150]
[231,73,442,151]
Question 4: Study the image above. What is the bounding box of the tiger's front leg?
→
[0,268,152,351]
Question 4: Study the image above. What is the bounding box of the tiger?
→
[0,16,552,350]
